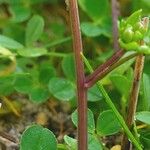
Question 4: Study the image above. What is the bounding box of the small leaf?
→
[39,65,56,84]
[140,131,150,149]
[48,77,75,101]
[61,54,75,81]
[0,76,14,95]
[0,35,24,50]
[110,74,131,98]
[25,15,44,46]
[78,0,109,22]
[29,86,49,103]
[17,47,47,57]
[64,134,103,150]
[20,125,57,150]
[88,134,103,150]
[9,5,31,23]
[136,111,150,125]
[87,84,103,102]
[141,73,150,110]
[81,22,106,37]
[14,73,33,94]
[96,110,121,136]
[126,9,142,25]
[71,109,95,134]
[64,135,77,150]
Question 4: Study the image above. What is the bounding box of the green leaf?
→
[88,134,103,150]
[71,109,95,134]
[78,0,109,22]
[14,73,33,93]
[39,65,56,84]
[63,134,103,150]
[9,5,31,23]
[17,47,47,57]
[126,9,142,26]
[25,15,44,46]
[29,86,49,103]
[81,22,106,37]
[0,76,14,95]
[136,111,150,125]
[110,74,131,98]
[20,125,57,150]
[87,84,103,102]
[0,35,24,50]
[48,77,75,101]
[140,131,150,149]
[64,135,77,150]
[96,110,121,136]
[61,54,75,81]
[141,73,150,110]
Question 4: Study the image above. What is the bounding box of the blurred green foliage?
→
[0,0,150,149]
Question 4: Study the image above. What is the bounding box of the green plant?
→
[0,0,150,150]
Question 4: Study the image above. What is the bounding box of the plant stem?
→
[121,55,145,150]
[85,50,125,88]
[69,0,87,150]
[85,52,138,88]
[81,53,142,150]
[111,0,120,51]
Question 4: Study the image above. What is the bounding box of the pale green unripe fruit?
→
[134,22,147,33]
[138,45,150,54]
[122,28,134,43]
[133,31,143,41]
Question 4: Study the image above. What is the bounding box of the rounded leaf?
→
[48,77,75,101]
[88,134,103,150]
[14,73,33,94]
[20,125,57,150]
[136,111,150,125]
[29,86,49,103]
[96,110,121,136]
[81,22,104,37]
[88,85,103,102]
[71,109,95,134]
[64,135,77,150]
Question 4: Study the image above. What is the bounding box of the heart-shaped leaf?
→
[20,125,57,150]
[71,109,95,134]
[48,77,75,101]
[96,110,121,136]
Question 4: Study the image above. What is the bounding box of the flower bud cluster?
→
[119,9,150,54]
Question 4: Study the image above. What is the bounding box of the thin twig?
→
[111,0,120,51]
[85,52,138,88]
[121,55,145,150]
[69,0,87,150]
[85,50,124,88]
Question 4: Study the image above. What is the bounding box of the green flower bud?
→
[119,39,139,51]
[122,27,134,43]
[133,31,143,41]
[134,22,147,33]
[138,45,150,54]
